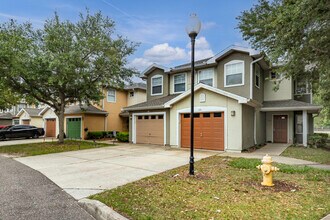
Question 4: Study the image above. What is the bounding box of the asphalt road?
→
[0,155,94,220]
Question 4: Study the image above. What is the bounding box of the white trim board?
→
[164,83,248,108]
[132,112,166,145]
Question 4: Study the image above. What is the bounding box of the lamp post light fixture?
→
[186,13,201,176]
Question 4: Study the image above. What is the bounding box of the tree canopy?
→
[237,0,330,125]
[0,10,137,142]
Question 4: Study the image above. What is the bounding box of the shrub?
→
[86,131,104,140]
[116,132,129,142]
[308,133,328,148]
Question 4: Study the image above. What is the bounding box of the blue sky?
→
[0,0,258,72]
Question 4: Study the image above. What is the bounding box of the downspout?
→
[250,56,264,145]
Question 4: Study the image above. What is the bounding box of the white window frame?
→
[173,73,187,94]
[255,64,260,89]
[129,91,134,97]
[151,75,163,96]
[197,68,215,87]
[224,60,245,87]
[107,89,116,103]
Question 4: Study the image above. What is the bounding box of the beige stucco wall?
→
[127,89,147,106]
[265,111,294,143]
[42,108,59,137]
[242,105,255,149]
[264,77,293,101]
[146,68,169,101]
[169,88,243,152]
[256,109,266,145]
[19,111,43,128]
[102,89,127,132]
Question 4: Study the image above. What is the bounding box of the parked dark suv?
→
[0,125,45,140]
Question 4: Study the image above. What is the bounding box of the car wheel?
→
[0,135,5,141]
[33,133,39,139]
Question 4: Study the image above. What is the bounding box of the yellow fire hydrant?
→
[256,154,279,186]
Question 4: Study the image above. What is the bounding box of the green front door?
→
[67,118,82,139]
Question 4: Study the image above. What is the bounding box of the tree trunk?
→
[57,103,65,144]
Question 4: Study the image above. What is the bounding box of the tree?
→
[237,0,330,124]
[0,11,137,142]
[0,81,20,110]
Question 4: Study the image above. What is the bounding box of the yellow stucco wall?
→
[102,89,128,132]
[169,88,243,152]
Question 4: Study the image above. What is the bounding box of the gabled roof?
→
[124,83,146,91]
[16,108,44,118]
[261,100,322,112]
[65,105,108,115]
[206,45,260,64]
[141,64,170,78]
[123,94,180,111]
[0,113,13,120]
[164,83,250,108]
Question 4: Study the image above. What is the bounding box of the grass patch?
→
[0,140,113,157]
[90,157,330,220]
[281,145,330,164]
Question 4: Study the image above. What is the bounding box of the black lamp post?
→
[186,13,201,176]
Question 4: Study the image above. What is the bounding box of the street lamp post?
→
[186,13,201,176]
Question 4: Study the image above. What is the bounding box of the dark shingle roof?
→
[65,105,107,115]
[172,57,212,70]
[0,113,13,119]
[124,94,180,111]
[24,108,43,117]
[263,100,319,108]
[124,83,146,91]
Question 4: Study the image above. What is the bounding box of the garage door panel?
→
[136,115,164,145]
[181,112,224,151]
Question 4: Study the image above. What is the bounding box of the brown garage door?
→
[46,119,56,137]
[22,120,30,125]
[136,115,164,145]
[181,112,224,151]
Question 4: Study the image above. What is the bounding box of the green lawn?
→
[90,156,330,220]
[281,145,330,164]
[0,140,113,157]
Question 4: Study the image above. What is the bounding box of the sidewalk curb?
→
[78,198,128,220]
[320,214,330,220]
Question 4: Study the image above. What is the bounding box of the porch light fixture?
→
[186,13,201,176]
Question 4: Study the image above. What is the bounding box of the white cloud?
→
[129,37,214,71]
[128,57,153,71]
[202,21,217,30]
[144,43,187,63]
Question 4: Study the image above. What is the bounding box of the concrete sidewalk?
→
[0,137,55,147]
[220,152,330,170]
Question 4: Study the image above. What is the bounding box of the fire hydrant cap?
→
[261,154,273,163]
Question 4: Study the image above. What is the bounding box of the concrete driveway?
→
[16,144,218,199]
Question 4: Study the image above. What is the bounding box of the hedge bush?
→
[86,131,104,140]
[308,133,329,148]
[116,132,129,142]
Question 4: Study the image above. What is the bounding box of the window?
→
[198,69,214,86]
[270,72,277,80]
[151,115,156,119]
[295,79,310,94]
[203,113,210,118]
[214,112,222,117]
[107,89,116,102]
[151,75,163,95]
[13,119,19,125]
[224,61,244,87]
[129,92,134,97]
[144,116,149,119]
[174,73,186,93]
[255,64,261,88]
[183,113,190,118]
[296,114,303,134]
[158,115,164,119]
[138,116,143,120]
